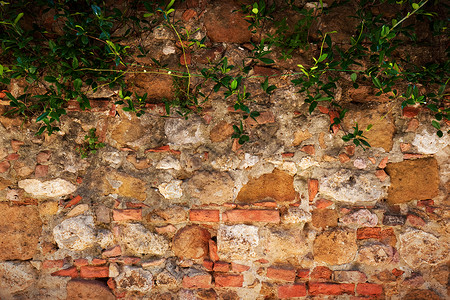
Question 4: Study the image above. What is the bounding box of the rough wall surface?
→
[0,1,449,300]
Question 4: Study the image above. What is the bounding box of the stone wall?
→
[0,0,449,299]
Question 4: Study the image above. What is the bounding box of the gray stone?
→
[156,156,181,170]
[19,178,76,198]
[319,169,388,203]
[0,261,37,295]
[53,215,96,251]
[357,242,395,266]
[120,223,169,256]
[218,225,260,260]
[115,266,153,293]
[340,209,378,227]
[165,117,206,145]
[382,214,406,226]
[399,229,448,267]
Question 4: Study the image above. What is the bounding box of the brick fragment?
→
[189,209,220,222]
[6,153,19,160]
[296,269,310,279]
[182,274,212,289]
[314,199,333,209]
[345,145,355,156]
[357,283,383,296]
[182,8,197,21]
[11,140,24,152]
[245,111,275,126]
[42,259,64,269]
[155,224,177,234]
[108,256,141,265]
[406,214,426,227]
[51,266,78,278]
[215,274,244,287]
[65,195,82,208]
[310,266,332,280]
[267,266,296,282]
[145,145,181,155]
[375,169,388,181]
[402,106,419,118]
[102,245,122,258]
[392,268,404,277]
[213,261,230,272]
[35,164,49,178]
[209,239,219,262]
[309,282,355,295]
[308,179,319,202]
[231,262,250,273]
[301,145,315,155]
[91,258,107,265]
[112,209,142,221]
[36,151,51,163]
[80,266,109,278]
[73,258,89,267]
[339,153,350,163]
[222,209,280,223]
[357,227,381,239]
[278,284,307,298]
[400,143,412,152]
[180,51,192,65]
[0,161,10,173]
[333,270,367,283]
[203,259,213,271]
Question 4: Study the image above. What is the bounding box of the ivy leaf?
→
[74,78,82,91]
[431,120,441,130]
[412,3,419,10]
[36,111,49,122]
[350,73,357,82]
[259,57,274,64]
[317,53,328,62]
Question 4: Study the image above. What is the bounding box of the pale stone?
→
[97,229,115,249]
[262,228,308,262]
[353,158,367,169]
[104,171,147,201]
[340,209,378,227]
[102,150,123,168]
[314,229,357,265]
[109,263,120,278]
[319,169,388,203]
[19,178,76,198]
[292,129,313,146]
[39,201,59,216]
[399,229,448,267]
[187,172,233,204]
[357,242,395,266]
[218,225,260,260]
[239,153,260,169]
[156,156,181,170]
[412,128,449,154]
[115,266,153,293]
[281,207,312,224]
[158,180,183,200]
[53,215,96,251]
[6,188,20,201]
[0,261,37,295]
[66,204,89,217]
[165,117,206,145]
[297,156,320,170]
[119,223,169,256]
[163,45,176,55]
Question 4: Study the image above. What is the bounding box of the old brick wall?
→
[0,0,449,299]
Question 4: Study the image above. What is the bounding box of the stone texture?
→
[357,242,395,266]
[204,2,251,43]
[340,209,378,227]
[104,171,147,201]
[333,270,367,283]
[385,158,439,204]
[313,229,357,265]
[172,225,211,259]
[0,203,42,260]
[115,266,153,293]
[218,225,260,260]
[280,207,312,224]
[165,116,206,145]
[263,228,309,262]
[210,121,234,142]
[399,229,448,267]
[320,169,388,203]
[412,128,449,154]
[126,73,174,101]
[237,169,297,203]
[66,279,114,300]
[312,209,339,228]
[111,115,144,147]
[404,289,442,300]
[53,215,96,251]
[0,262,37,295]
[18,178,76,198]
[119,223,169,256]
[158,180,183,200]
[187,171,234,204]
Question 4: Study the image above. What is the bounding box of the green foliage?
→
[76,128,105,158]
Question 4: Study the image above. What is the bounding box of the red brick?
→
[400,142,412,152]
[297,269,310,279]
[339,153,350,163]
[345,145,356,156]
[125,202,149,208]
[214,274,244,287]
[278,284,307,298]
[309,282,355,295]
[231,262,250,273]
[392,268,404,277]
[203,259,214,271]
[378,157,389,169]
[301,145,315,155]
[0,161,10,173]
[418,199,434,207]
[80,266,109,278]
[209,239,219,261]
[11,140,24,152]
[107,278,116,291]
[112,209,142,221]
[145,145,181,155]
[91,258,107,265]
[375,169,388,182]
[222,209,280,223]
[267,266,296,282]
[189,209,220,222]
[308,179,319,202]
[315,199,333,209]
[402,106,419,118]
[282,152,295,158]
[65,195,82,208]
[357,283,383,296]
[245,111,275,126]
[406,214,426,227]
[108,256,141,265]
[310,266,332,280]
[103,245,122,258]
[73,258,89,267]
[6,153,19,161]
[42,259,64,269]
[36,150,51,163]
[180,51,192,65]
[35,164,48,178]
[213,261,230,272]
[182,274,212,289]
[357,227,381,239]
[51,266,78,278]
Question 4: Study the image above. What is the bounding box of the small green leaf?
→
[350,73,357,82]
[412,3,419,10]
[74,78,82,91]
[14,12,24,24]
[437,130,443,137]
[259,57,274,64]
[72,57,79,69]
[431,120,441,130]
[231,79,238,90]
[44,76,57,83]
[252,8,259,14]
[166,0,175,10]
[36,111,49,122]
[0,64,3,76]
[317,53,328,62]
[366,124,373,131]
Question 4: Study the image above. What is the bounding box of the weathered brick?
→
[357,227,381,239]
[102,245,122,258]
[231,262,250,273]
[266,266,296,282]
[308,179,319,202]
[213,261,230,272]
[402,106,419,118]
[112,209,142,221]
[314,199,333,209]
[297,269,310,279]
[406,214,426,227]
[80,266,109,278]
[42,259,64,269]
[215,274,244,287]
[310,266,332,280]
[309,282,355,295]
[91,258,107,265]
[64,195,82,208]
[222,209,280,223]
[51,266,78,278]
[203,259,214,271]
[357,283,383,296]
[392,268,404,277]
[182,273,212,289]
[73,258,89,267]
[189,209,220,222]
[278,284,307,298]
[312,209,338,228]
[301,145,315,155]
[209,239,219,261]
[333,270,367,283]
